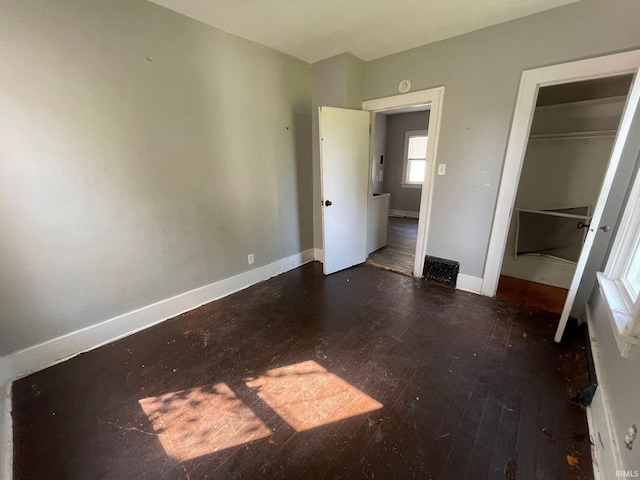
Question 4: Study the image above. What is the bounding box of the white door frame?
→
[363,87,445,277]
[482,50,640,305]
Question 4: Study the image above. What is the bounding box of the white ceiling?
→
[148,0,581,64]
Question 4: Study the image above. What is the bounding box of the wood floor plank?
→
[487,375,524,480]
[367,216,418,274]
[12,263,593,480]
[497,274,568,313]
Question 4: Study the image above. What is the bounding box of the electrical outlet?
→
[438,164,446,176]
[248,253,255,265]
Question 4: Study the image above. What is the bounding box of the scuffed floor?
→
[12,262,593,479]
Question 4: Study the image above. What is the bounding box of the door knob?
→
[324,200,332,206]
[577,221,611,233]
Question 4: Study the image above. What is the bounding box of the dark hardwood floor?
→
[368,216,418,274]
[12,262,593,480]
[497,275,569,314]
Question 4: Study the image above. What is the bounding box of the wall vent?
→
[422,256,459,287]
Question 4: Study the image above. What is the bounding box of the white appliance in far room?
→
[368,193,390,254]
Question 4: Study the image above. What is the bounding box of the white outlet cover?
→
[438,164,446,175]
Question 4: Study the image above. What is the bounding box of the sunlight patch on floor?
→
[138,360,383,461]
[138,383,271,461]
[245,360,383,432]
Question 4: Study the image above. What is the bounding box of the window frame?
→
[401,130,428,189]
[597,165,640,357]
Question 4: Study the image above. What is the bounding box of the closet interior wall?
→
[500,84,629,289]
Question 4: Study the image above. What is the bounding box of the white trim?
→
[585,406,605,480]
[483,49,640,299]
[605,144,640,279]
[596,273,638,357]
[456,274,483,295]
[314,247,325,263]
[363,90,440,112]
[0,382,11,480]
[364,86,445,279]
[585,304,624,479]
[0,249,315,385]
[389,209,420,219]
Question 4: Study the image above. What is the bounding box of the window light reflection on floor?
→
[245,360,383,432]
[138,382,271,461]
[138,360,383,461]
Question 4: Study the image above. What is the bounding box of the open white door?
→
[555,71,640,341]
[319,106,370,275]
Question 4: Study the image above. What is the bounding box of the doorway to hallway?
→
[367,216,418,275]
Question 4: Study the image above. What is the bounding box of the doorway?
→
[318,89,444,277]
[496,75,634,312]
[366,108,430,275]
[482,49,640,342]
[362,88,445,278]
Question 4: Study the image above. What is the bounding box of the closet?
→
[497,75,634,311]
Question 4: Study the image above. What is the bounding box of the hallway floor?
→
[367,216,418,274]
[12,263,593,479]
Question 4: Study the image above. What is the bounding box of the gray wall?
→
[0,0,312,356]
[364,0,640,278]
[363,5,640,464]
[382,111,430,213]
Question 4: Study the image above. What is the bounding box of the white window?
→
[402,130,428,188]
[597,169,640,357]
[622,235,640,298]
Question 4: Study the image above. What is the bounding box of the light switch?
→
[438,164,446,176]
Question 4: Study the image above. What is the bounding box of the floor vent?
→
[571,322,598,406]
[422,256,459,287]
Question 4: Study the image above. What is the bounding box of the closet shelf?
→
[515,207,591,220]
[528,130,617,141]
[514,207,591,264]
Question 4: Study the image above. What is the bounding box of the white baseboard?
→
[0,249,315,385]
[389,209,419,218]
[314,248,324,264]
[0,382,11,480]
[585,303,622,480]
[456,274,483,295]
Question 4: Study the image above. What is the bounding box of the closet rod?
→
[516,208,591,220]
